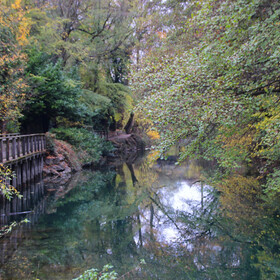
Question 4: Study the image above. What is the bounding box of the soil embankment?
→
[43,131,145,187]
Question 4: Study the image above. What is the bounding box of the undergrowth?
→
[51,127,113,164]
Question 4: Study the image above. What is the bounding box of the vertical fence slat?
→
[0,138,4,163]
[3,138,7,163]
[36,135,38,151]
[17,137,20,158]
[16,137,19,159]
[8,137,12,161]
[29,135,31,153]
[20,137,23,157]
[27,136,30,154]
[31,136,34,153]
[12,137,16,160]
[38,136,41,151]
[33,136,36,152]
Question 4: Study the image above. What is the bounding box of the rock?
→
[58,155,65,161]
[52,164,65,172]
[45,157,55,165]
[53,157,61,164]
[49,168,60,175]
[62,166,71,174]
[43,167,52,175]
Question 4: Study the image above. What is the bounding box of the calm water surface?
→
[0,156,280,279]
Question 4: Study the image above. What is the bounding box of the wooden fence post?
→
[12,137,16,160]
[8,137,12,161]
[0,138,4,163]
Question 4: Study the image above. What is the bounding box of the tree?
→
[0,0,31,133]
[24,0,138,131]
[132,0,280,173]
[21,49,86,132]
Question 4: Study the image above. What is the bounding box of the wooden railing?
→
[94,130,108,140]
[0,134,46,164]
[0,133,20,137]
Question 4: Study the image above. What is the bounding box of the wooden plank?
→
[12,137,16,160]
[0,138,4,163]
[2,151,46,165]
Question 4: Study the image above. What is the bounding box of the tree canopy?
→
[0,0,145,133]
[1,0,280,192]
[132,0,280,181]
[0,0,31,132]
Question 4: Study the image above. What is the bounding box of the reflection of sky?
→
[161,181,202,212]
[158,182,205,242]
[135,180,213,245]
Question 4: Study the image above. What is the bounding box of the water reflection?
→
[0,172,46,271]
[136,181,213,245]
[0,156,279,279]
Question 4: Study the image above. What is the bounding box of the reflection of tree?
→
[131,162,265,279]
[60,163,280,279]
[216,175,280,279]
[127,160,254,279]
[126,163,138,186]
[2,160,279,279]
[149,192,180,231]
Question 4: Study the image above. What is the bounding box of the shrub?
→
[73,264,118,280]
[45,132,56,155]
[51,127,113,164]
[0,164,22,200]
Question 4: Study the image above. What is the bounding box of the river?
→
[0,154,279,279]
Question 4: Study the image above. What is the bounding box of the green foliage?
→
[0,0,30,133]
[264,168,280,196]
[51,127,113,163]
[81,90,112,119]
[73,264,118,280]
[2,0,139,133]
[80,61,133,129]
[0,164,22,200]
[45,132,56,155]
[132,0,280,177]
[22,49,86,129]
[0,219,29,238]
[97,82,131,114]
[73,260,146,280]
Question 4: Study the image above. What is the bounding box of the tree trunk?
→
[0,120,7,134]
[124,112,134,134]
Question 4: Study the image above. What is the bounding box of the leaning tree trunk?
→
[124,112,134,134]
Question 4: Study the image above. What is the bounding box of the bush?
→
[0,164,21,200]
[73,264,118,280]
[22,50,87,132]
[51,127,113,164]
[45,132,56,155]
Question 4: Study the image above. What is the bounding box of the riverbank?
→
[43,131,146,187]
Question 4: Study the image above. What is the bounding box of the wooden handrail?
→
[0,134,46,164]
[0,133,45,140]
[0,133,20,137]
